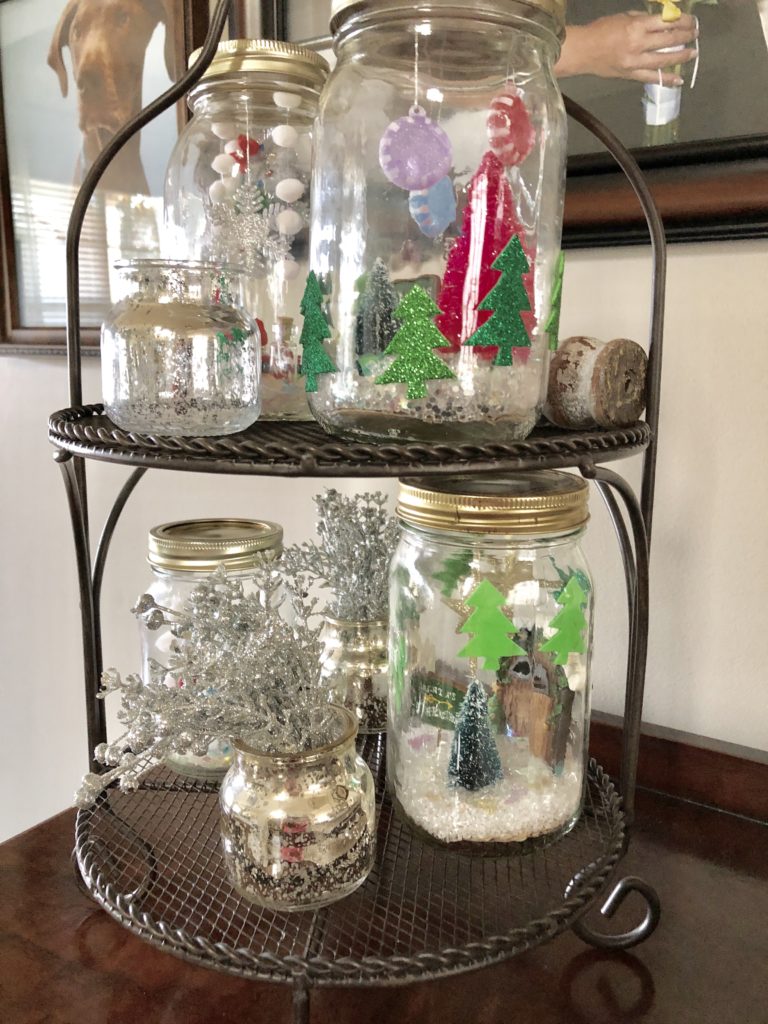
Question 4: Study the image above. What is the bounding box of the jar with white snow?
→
[134,518,283,780]
[164,40,329,419]
[388,472,593,851]
[305,0,567,442]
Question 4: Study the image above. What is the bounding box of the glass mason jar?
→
[388,472,593,850]
[319,617,388,734]
[135,517,283,781]
[101,259,260,436]
[306,0,566,442]
[219,706,376,911]
[164,40,330,420]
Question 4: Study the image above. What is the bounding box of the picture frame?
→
[282,0,768,248]
[0,0,210,353]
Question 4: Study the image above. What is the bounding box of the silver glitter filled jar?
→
[137,517,283,781]
[219,706,376,911]
[164,40,329,420]
[101,259,259,436]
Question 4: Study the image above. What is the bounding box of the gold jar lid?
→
[331,0,565,38]
[397,472,588,536]
[189,39,329,92]
[148,518,283,572]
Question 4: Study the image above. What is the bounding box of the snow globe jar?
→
[388,471,593,850]
[164,40,329,419]
[135,517,283,780]
[101,260,260,436]
[305,0,566,442]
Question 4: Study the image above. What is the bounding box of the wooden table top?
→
[1,789,766,1024]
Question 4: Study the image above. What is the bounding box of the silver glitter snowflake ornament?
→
[281,489,399,621]
[75,566,333,808]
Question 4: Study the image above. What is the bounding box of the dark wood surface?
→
[1,788,767,1024]
[590,715,768,822]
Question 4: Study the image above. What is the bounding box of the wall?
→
[1,239,766,842]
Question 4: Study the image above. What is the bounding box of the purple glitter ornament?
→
[379,105,452,191]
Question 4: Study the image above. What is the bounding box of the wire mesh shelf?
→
[49,405,651,477]
[74,736,625,986]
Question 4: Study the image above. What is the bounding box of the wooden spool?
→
[544,335,648,430]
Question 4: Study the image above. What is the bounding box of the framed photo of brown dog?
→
[0,0,210,351]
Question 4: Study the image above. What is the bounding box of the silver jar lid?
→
[148,518,283,572]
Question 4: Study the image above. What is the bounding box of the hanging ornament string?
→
[413,23,420,110]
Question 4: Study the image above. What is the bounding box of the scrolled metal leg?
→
[292,975,310,1024]
[572,875,661,950]
[56,450,105,766]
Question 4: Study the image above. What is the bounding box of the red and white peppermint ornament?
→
[486,86,535,167]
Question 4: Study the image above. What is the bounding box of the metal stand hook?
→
[572,875,661,950]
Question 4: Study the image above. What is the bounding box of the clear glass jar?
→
[306,0,566,442]
[135,518,283,780]
[101,259,260,436]
[164,40,329,420]
[319,617,388,734]
[388,472,593,850]
[219,706,376,911]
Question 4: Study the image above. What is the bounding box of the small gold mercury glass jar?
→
[219,706,376,911]
[388,471,593,850]
[135,518,283,781]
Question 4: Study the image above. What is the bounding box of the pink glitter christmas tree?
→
[436,151,535,360]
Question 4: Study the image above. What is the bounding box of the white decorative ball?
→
[273,91,302,110]
[280,258,301,280]
[275,177,305,203]
[272,124,299,148]
[224,139,241,155]
[211,152,236,174]
[276,208,304,235]
[220,175,239,194]
[211,121,237,140]
[208,179,228,204]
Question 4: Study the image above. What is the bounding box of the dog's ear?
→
[151,0,177,81]
[47,0,79,98]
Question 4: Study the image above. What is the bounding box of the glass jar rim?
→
[234,705,358,765]
[114,258,248,277]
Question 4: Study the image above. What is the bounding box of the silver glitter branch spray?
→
[75,566,333,808]
[281,489,399,621]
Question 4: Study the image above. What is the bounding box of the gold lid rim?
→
[397,475,589,536]
[148,518,283,572]
[189,38,330,86]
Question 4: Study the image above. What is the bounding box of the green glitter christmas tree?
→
[299,271,337,393]
[465,234,532,366]
[457,579,526,672]
[374,284,456,400]
[433,549,473,598]
[544,251,565,352]
[540,575,588,664]
[448,678,503,791]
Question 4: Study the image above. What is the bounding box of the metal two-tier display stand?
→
[49,3,664,1020]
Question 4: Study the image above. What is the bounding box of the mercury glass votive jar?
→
[101,259,260,436]
[219,706,376,911]
[136,517,283,781]
[388,472,593,850]
[319,617,389,734]
[306,0,567,442]
[164,40,329,419]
